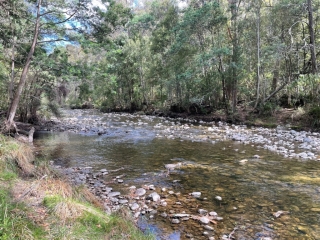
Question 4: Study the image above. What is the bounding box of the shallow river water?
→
[34,110,320,239]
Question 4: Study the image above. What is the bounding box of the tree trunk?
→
[6,0,42,130]
[254,3,261,109]
[307,0,317,74]
[272,60,279,92]
[230,0,240,113]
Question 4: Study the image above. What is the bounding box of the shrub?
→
[308,105,320,127]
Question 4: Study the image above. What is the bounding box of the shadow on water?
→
[34,112,320,239]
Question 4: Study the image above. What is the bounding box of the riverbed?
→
[34,109,320,239]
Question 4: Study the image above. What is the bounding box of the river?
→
[34,109,320,239]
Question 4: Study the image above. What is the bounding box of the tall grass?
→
[0,135,34,175]
[44,195,154,240]
[0,189,44,239]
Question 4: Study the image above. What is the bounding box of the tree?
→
[6,0,43,130]
[4,0,87,130]
[307,0,317,74]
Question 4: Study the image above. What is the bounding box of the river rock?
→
[161,201,167,207]
[215,196,222,201]
[209,211,218,217]
[148,184,156,190]
[135,188,146,196]
[110,197,119,203]
[160,212,168,218]
[171,219,180,224]
[310,208,320,212]
[103,187,112,193]
[147,192,161,202]
[198,209,208,215]
[191,192,201,198]
[108,192,120,197]
[131,202,140,211]
[204,225,214,231]
[119,199,128,204]
[199,216,210,224]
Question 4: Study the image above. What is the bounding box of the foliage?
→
[259,101,278,116]
[308,105,320,128]
[1,0,320,121]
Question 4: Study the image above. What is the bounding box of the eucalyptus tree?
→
[257,0,320,106]
[167,0,227,111]
[4,0,90,130]
[0,0,33,110]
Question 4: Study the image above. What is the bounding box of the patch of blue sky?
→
[41,0,107,54]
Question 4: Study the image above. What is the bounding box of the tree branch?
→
[37,38,69,44]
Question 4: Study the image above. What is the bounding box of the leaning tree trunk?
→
[6,0,42,130]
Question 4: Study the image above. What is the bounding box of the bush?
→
[259,102,278,116]
[308,105,320,127]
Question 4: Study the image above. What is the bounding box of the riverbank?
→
[0,134,154,239]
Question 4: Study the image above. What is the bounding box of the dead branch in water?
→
[228,226,238,239]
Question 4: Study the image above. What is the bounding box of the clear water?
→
[34,110,320,239]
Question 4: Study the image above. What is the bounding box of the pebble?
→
[215,196,222,201]
[209,211,218,217]
[191,192,201,198]
[199,216,210,224]
[160,212,168,218]
[108,192,120,197]
[135,188,146,196]
[198,209,208,215]
[203,225,214,231]
[147,192,161,202]
[171,219,180,224]
[119,199,128,204]
[130,203,140,211]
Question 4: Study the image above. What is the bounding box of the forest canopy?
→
[0,0,319,127]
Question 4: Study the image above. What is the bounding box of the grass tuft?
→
[0,135,35,175]
[0,189,45,239]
